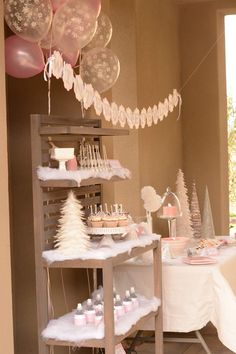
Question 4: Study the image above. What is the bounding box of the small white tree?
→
[55,191,90,254]
[201,186,215,239]
[176,169,193,238]
[190,181,202,239]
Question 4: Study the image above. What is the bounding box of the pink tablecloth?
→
[114,244,236,353]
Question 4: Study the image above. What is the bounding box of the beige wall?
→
[0,3,14,354]
[137,0,182,234]
[180,0,236,234]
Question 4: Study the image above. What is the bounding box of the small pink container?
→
[74,314,86,326]
[115,305,125,317]
[95,315,103,326]
[131,298,139,309]
[114,308,118,322]
[123,301,133,313]
[85,310,96,324]
[66,156,78,171]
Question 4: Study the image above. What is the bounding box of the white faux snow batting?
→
[37,166,131,185]
[42,295,161,344]
[42,234,161,264]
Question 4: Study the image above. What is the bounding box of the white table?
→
[114,243,236,353]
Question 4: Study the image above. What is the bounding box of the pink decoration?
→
[5,36,45,79]
[51,0,67,12]
[43,47,79,67]
[66,156,78,170]
[163,204,178,217]
[90,0,102,17]
[52,0,98,52]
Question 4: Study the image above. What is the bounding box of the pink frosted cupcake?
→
[102,215,118,228]
[90,216,103,228]
[118,215,129,227]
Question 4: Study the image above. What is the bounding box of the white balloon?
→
[4,0,53,43]
[85,12,112,51]
[80,47,120,93]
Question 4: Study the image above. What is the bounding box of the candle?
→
[163,203,177,217]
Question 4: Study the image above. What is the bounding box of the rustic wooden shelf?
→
[42,239,159,269]
[30,114,163,354]
[40,125,129,137]
[40,176,129,188]
[44,309,159,348]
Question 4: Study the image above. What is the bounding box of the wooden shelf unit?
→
[44,310,159,348]
[42,238,162,352]
[30,114,163,354]
[39,176,129,188]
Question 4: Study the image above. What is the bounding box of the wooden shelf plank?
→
[40,176,129,188]
[43,310,159,348]
[40,126,129,136]
[42,239,159,269]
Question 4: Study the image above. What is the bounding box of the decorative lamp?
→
[157,187,182,238]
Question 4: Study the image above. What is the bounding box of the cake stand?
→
[87,226,130,240]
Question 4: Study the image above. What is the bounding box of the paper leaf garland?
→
[47,51,182,129]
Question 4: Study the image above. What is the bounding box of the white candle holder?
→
[157,187,182,238]
[50,148,75,170]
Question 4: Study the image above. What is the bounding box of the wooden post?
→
[103,261,115,354]
[153,242,163,354]
[31,115,50,354]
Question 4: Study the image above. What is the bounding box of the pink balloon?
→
[62,50,79,67]
[43,46,79,67]
[5,36,45,79]
[51,0,67,12]
[52,0,99,51]
[90,0,101,18]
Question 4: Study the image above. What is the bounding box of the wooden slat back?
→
[32,115,102,251]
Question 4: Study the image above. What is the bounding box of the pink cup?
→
[66,156,78,171]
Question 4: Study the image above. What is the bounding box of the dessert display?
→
[87,203,130,229]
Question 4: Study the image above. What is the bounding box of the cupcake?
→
[90,216,103,228]
[118,214,129,227]
[102,215,118,228]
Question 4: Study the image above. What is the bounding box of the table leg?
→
[195,330,213,354]
[153,244,163,354]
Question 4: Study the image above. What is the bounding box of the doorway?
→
[225,15,236,236]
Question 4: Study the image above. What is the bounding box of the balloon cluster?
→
[4,0,120,93]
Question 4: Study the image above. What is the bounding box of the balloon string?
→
[48,77,51,115]
[179,30,224,93]
[79,51,85,119]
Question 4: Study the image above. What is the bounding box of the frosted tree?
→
[175,169,193,238]
[201,186,215,239]
[190,181,202,239]
[55,191,90,254]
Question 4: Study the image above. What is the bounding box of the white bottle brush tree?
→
[190,181,202,239]
[201,186,215,239]
[175,169,193,238]
[55,190,90,254]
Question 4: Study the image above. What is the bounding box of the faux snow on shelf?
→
[42,295,161,344]
[42,234,161,264]
[37,166,131,185]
